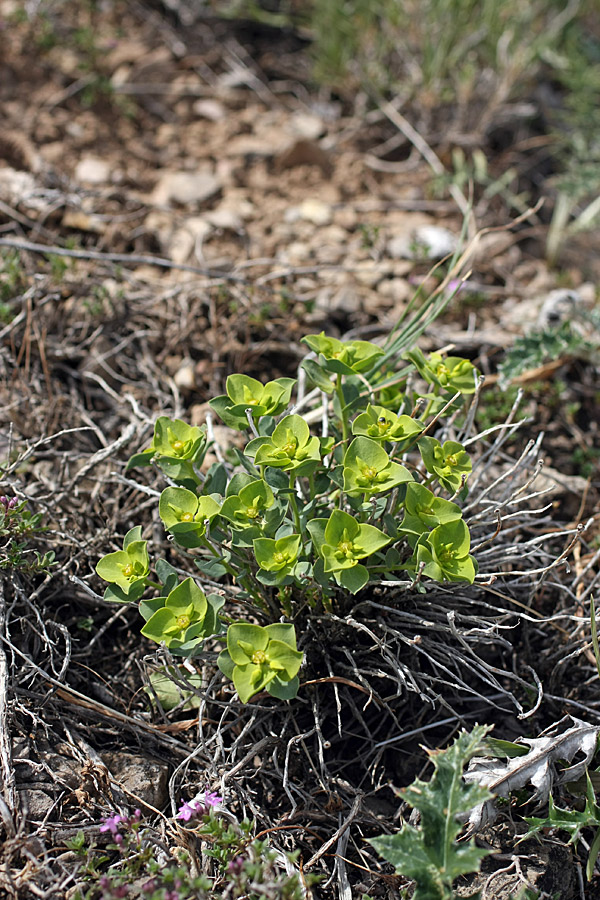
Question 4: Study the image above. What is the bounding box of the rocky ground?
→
[0,1,599,898]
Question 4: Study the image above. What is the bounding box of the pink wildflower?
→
[100,813,126,835]
[176,790,222,822]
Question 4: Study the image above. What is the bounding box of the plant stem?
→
[288,475,303,538]
[335,374,349,443]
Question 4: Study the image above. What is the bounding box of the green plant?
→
[498,313,600,388]
[0,249,25,301]
[95,329,483,703]
[524,776,600,882]
[0,494,56,574]
[368,725,493,900]
[70,796,312,900]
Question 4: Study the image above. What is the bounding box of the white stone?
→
[296,199,332,226]
[152,168,221,206]
[75,156,111,185]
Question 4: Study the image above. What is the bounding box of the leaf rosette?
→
[352,404,423,446]
[209,375,296,431]
[343,436,413,496]
[308,508,390,594]
[126,417,206,484]
[95,526,149,601]
[253,534,301,583]
[218,622,303,703]
[159,487,221,548]
[399,482,463,545]
[219,479,280,538]
[405,347,479,394]
[301,332,384,376]
[414,518,477,584]
[246,415,321,476]
[418,436,472,493]
[140,578,221,653]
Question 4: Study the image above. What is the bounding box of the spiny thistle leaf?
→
[369,725,493,900]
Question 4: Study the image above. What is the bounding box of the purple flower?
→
[100,813,126,835]
[227,855,245,875]
[0,496,18,510]
[176,800,202,822]
[176,790,222,822]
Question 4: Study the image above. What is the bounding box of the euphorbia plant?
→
[95,330,484,703]
[217,622,303,702]
[95,526,149,602]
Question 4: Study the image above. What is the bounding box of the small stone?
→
[388,225,458,260]
[204,207,243,231]
[378,277,411,303]
[174,361,196,390]
[101,752,169,809]
[193,98,226,121]
[296,199,332,226]
[290,113,325,140]
[152,168,221,207]
[354,260,388,288]
[279,241,310,264]
[75,157,111,185]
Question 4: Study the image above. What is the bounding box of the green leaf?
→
[369,726,493,899]
[353,522,391,556]
[148,667,203,711]
[217,648,235,679]
[103,582,141,604]
[352,404,423,444]
[155,558,178,586]
[195,557,228,578]
[124,449,155,471]
[306,518,328,555]
[418,437,472,493]
[139,595,166,622]
[233,662,275,702]
[267,674,300,700]
[301,358,335,394]
[343,436,413,496]
[265,639,304,679]
[123,526,143,548]
[337,564,369,594]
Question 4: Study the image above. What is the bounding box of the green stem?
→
[144,579,163,591]
[335,374,349,444]
[288,475,303,538]
[200,538,264,605]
